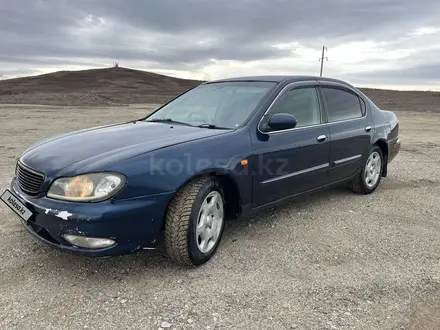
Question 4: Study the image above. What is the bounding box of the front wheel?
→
[164,177,225,266]
[349,146,384,194]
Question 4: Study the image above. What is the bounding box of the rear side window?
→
[322,87,364,122]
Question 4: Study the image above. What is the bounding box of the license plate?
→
[1,189,33,221]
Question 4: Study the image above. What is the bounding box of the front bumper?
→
[10,179,174,257]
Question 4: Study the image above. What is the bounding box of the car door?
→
[318,82,374,184]
[251,81,331,207]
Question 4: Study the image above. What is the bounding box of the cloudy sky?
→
[1,0,440,90]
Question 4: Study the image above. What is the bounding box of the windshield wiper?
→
[196,123,231,130]
[146,118,193,126]
[147,119,230,129]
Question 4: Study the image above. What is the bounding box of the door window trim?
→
[318,83,368,124]
[257,81,325,135]
[257,80,371,135]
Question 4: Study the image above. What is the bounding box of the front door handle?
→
[365,126,372,132]
[317,135,327,142]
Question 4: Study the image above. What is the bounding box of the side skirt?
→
[239,175,356,218]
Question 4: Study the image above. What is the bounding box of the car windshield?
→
[145,81,276,129]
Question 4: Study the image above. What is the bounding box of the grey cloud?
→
[0,68,44,80]
[74,0,440,41]
[0,55,104,67]
[1,0,440,85]
[78,0,440,47]
[0,34,292,64]
[346,64,440,83]
[143,45,293,64]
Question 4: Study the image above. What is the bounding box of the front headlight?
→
[47,173,125,202]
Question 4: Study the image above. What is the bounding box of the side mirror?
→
[265,113,297,132]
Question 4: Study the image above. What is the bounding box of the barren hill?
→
[360,87,440,113]
[0,67,439,112]
[0,67,202,106]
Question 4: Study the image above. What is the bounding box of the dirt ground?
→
[0,104,440,330]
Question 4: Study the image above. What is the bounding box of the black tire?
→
[349,145,384,194]
[164,176,226,266]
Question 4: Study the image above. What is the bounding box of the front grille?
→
[16,162,45,196]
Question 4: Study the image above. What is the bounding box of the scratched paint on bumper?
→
[11,179,174,257]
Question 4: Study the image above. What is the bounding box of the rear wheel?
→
[164,177,225,266]
[349,145,384,194]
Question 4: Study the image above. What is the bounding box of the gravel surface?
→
[0,105,439,330]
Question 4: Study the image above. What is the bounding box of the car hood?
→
[20,121,230,176]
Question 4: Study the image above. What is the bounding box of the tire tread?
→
[164,177,213,266]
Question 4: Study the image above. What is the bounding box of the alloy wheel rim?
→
[196,191,224,254]
[364,151,381,188]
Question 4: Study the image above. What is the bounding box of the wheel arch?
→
[174,169,243,220]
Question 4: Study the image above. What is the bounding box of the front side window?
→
[322,87,364,122]
[267,87,321,128]
[145,81,276,129]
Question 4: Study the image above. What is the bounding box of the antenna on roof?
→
[319,46,328,77]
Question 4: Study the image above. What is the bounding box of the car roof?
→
[206,75,356,88]
[207,75,315,83]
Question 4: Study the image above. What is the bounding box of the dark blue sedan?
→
[1,75,400,266]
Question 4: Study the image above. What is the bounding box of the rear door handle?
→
[365,126,372,132]
[317,135,327,142]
